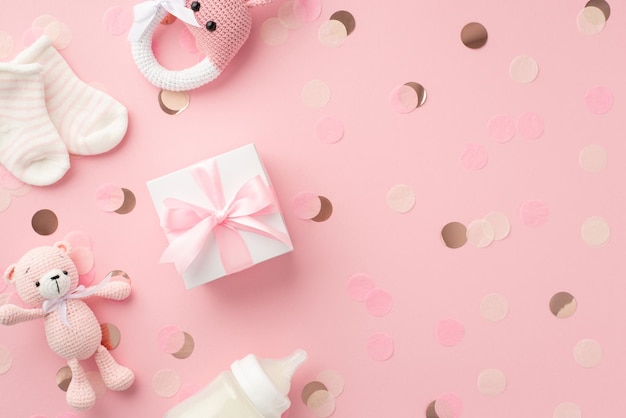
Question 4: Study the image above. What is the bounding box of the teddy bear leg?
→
[95,345,135,391]
[66,358,96,410]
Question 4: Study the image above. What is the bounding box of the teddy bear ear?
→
[53,241,72,255]
[245,0,274,7]
[3,264,16,285]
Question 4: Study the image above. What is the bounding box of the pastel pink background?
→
[1,0,625,417]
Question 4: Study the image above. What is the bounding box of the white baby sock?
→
[0,63,70,186]
[13,36,128,156]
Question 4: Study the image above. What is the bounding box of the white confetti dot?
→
[581,216,610,247]
[509,55,539,83]
[477,368,507,396]
[573,339,602,368]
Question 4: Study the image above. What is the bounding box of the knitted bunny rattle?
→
[128,0,275,91]
[0,242,134,410]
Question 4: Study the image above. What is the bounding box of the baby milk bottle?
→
[165,349,307,418]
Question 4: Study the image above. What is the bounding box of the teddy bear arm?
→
[91,281,131,301]
[0,304,45,325]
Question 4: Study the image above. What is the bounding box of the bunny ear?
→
[245,0,274,7]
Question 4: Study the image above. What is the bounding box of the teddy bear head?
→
[4,242,79,308]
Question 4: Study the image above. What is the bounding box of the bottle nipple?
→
[261,349,308,395]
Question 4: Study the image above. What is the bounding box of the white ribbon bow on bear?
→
[127,0,201,42]
[42,273,112,328]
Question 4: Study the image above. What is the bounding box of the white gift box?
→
[147,144,293,289]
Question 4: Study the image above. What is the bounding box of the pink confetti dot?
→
[346,273,376,302]
[585,86,613,114]
[0,166,23,190]
[435,319,465,347]
[293,0,322,23]
[316,116,344,144]
[96,183,125,212]
[364,288,393,317]
[487,115,515,143]
[292,191,322,220]
[389,84,418,114]
[103,6,132,36]
[71,247,94,275]
[157,325,186,354]
[367,333,394,361]
[519,200,549,227]
[460,143,488,171]
[179,27,199,53]
[152,369,181,398]
[63,231,93,251]
[0,346,12,375]
[79,268,96,287]
[517,112,544,140]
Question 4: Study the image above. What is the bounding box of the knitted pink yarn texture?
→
[0,242,134,411]
[185,0,253,71]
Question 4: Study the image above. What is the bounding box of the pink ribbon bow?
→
[159,161,290,275]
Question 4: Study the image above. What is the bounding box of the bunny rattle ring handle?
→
[128,0,273,92]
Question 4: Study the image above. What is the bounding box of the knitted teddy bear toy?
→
[0,242,134,410]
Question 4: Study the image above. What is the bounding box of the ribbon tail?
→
[59,302,70,328]
[160,217,217,274]
[214,226,254,274]
[227,216,292,247]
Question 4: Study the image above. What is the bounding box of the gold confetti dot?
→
[56,366,72,392]
[550,292,577,319]
[311,196,333,222]
[32,209,58,235]
[405,82,427,108]
[425,401,440,418]
[461,22,488,49]
[301,381,328,404]
[115,188,136,214]
[101,323,121,350]
[159,90,190,115]
[172,332,195,359]
[586,0,610,20]
[441,222,467,249]
[330,10,356,35]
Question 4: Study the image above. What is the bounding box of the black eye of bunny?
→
[35,281,40,287]
[191,1,200,11]
[62,270,68,275]
[206,21,217,32]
